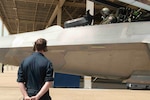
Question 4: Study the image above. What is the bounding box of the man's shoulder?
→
[22,54,34,63]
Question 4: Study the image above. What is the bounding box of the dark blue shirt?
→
[17,52,53,98]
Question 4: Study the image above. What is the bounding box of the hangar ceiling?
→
[0,0,150,34]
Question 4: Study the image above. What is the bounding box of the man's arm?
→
[18,82,31,100]
[31,81,52,100]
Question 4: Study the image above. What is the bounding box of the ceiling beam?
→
[0,0,12,33]
[8,19,46,25]
[33,0,39,31]
[64,7,73,19]
[89,0,123,8]
[14,0,58,5]
[44,0,55,23]
[13,0,20,33]
[45,0,65,28]
[14,0,102,9]
[65,2,117,12]
[64,1,103,9]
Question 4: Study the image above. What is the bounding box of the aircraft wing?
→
[0,21,150,48]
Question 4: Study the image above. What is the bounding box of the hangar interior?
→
[0,0,149,34]
[0,0,150,88]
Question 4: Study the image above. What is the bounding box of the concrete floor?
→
[0,66,150,100]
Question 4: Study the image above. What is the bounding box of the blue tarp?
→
[54,72,80,88]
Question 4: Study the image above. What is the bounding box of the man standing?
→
[17,38,54,100]
[2,64,4,73]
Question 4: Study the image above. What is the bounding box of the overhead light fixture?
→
[119,0,150,11]
[13,7,17,10]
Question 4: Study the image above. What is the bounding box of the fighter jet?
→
[0,21,150,89]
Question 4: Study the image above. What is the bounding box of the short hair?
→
[33,38,48,52]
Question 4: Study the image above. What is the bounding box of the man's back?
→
[17,38,54,100]
[23,52,52,89]
[17,52,53,99]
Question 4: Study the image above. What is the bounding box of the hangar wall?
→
[0,17,9,36]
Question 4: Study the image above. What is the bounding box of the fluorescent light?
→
[133,1,150,11]
[119,0,135,3]
[119,0,150,11]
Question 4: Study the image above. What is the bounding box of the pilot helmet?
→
[101,7,110,16]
